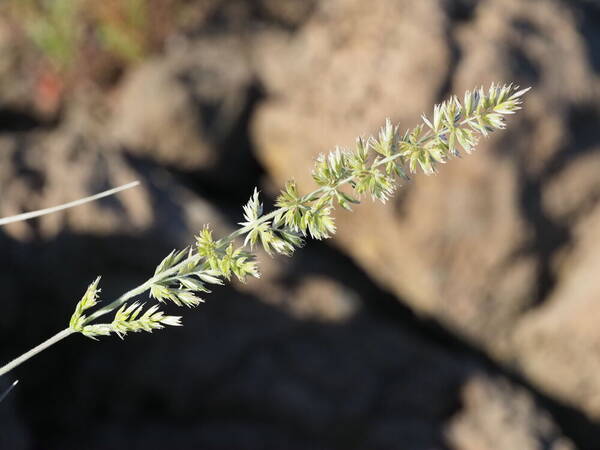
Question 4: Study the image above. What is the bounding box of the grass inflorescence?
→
[0,83,530,377]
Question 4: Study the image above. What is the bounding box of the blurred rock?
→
[252,0,600,419]
[239,264,362,322]
[1,0,600,446]
[258,0,316,28]
[542,143,600,223]
[285,275,360,322]
[109,36,254,175]
[446,375,574,450]
[0,96,233,249]
[513,203,600,418]
[110,57,216,170]
[0,107,150,241]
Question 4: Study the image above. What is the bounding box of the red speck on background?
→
[35,69,64,116]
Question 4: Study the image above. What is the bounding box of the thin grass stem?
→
[0,181,140,226]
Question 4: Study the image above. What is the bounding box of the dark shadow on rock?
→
[515,162,571,307]
[0,228,473,450]
[565,0,600,74]
[542,103,600,180]
[288,238,600,450]
[0,108,51,134]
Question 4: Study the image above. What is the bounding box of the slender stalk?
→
[0,329,74,376]
[0,181,140,226]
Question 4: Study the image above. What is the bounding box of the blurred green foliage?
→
[23,0,82,71]
[97,0,149,62]
[3,0,189,84]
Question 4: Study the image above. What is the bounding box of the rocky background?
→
[0,0,599,448]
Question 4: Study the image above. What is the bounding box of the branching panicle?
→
[74,82,528,338]
[0,83,530,377]
[69,278,182,340]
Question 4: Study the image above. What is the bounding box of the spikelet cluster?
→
[69,83,529,339]
[69,275,183,339]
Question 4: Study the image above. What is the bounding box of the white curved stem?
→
[0,181,140,226]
